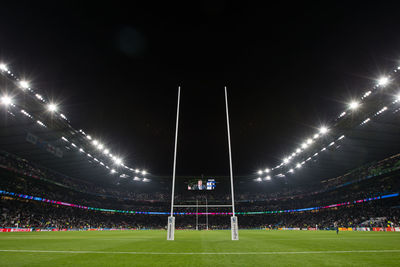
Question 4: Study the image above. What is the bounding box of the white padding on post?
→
[167,216,175,241]
[231,216,239,240]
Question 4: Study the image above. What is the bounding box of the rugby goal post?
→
[167,86,239,240]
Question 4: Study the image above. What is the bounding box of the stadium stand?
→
[1,150,399,230]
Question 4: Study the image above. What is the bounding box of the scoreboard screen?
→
[187,179,216,190]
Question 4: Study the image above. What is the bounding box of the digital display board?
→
[187,179,216,190]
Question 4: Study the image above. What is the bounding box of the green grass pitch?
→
[0,230,400,266]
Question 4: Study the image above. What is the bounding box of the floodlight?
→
[319,126,328,134]
[19,80,29,89]
[301,143,307,149]
[306,138,312,145]
[377,76,389,87]
[92,140,98,146]
[111,169,116,174]
[103,149,109,154]
[114,157,123,165]
[397,93,400,102]
[296,148,301,153]
[0,64,7,71]
[86,135,92,140]
[264,175,271,181]
[47,103,58,112]
[265,168,270,173]
[349,101,360,110]
[79,148,84,152]
[97,143,104,150]
[142,170,147,175]
[134,176,141,181]
[257,170,263,175]
[296,163,301,168]
[313,134,319,139]
[135,169,140,173]
[283,158,290,164]
[256,177,262,182]
[1,95,12,106]
[289,169,294,173]
[363,91,371,98]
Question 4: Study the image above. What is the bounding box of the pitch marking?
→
[0,249,399,255]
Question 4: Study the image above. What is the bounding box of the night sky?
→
[1,1,400,178]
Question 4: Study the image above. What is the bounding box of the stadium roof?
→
[1,2,400,188]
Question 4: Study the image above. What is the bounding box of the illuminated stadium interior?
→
[1,2,400,267]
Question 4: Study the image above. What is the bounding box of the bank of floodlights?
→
[0,60,150,181]
[255,64,400,181]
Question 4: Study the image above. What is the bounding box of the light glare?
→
[319,126,328,134]
[19,80,29,89]
[1,95,12,106]
[47,103,58,112]
[0,64,7,71]
[377,76,389,87]
[114,157,123,165]
[349,101,360,110]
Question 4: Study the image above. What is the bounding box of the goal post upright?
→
[224,86,239,240]
[167,86,181,241]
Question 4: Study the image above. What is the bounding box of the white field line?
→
[1,236,398,240]
[0,249,399,255]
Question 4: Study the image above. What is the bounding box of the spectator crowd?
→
[0,150,399,230]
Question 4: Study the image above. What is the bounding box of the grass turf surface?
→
[0,230,399,266]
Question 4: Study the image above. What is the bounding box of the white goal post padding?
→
[167,216,175,240]
[231,216,239,240]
